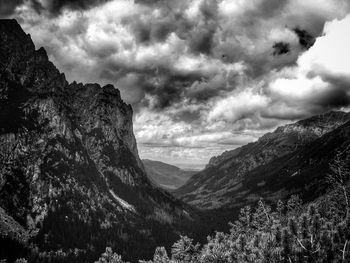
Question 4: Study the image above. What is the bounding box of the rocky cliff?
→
[175,111,350,209]
[0,19,194,263]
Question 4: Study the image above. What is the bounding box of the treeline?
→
[95,154,350,263]
[96,196,350,263]
[4,154,350,263]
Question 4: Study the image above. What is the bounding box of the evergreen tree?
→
[94,156,350,263]
[153,247,169,263]
[171,236,200,263]
[95,247,126,263]
[327,152,350,221]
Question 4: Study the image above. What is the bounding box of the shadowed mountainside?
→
[0,19,199,263]
[175,111,350,209]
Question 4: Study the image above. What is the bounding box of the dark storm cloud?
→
[173,110,201,123]
[208,0,294,79]
[188,22,217,55]
[315,88,350,108]
[141,74,203,110]
[13,0,323,116]
[43,0,111,14]
[134,0,164,5]
[273,42,290,56]
[187,0,218,55]
[0,0,111,16]
[100,66,200,110]
[132,0,219,54]
[261,108,310,121]
[318,76,350,107]
[12,0,350,165]
[94,0,349,117]
[251,0,290,19]
[199,0,218,20]
[123,15,175,44]
[0,0,23,16]
[130,0,219,55]
[263,80,350,121]
[186,76,228,102]
[293,28,316,50]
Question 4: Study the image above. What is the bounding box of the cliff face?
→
[0,19,192,262]
[175,111,350,209]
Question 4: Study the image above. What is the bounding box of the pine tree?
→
[171,236,200,263]
[153,247,170,263]
[327,152,350,221]
[95,247,125,263]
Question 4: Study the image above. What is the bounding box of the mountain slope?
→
[142,160,196,190]
[0,19,196,262]
[175,111,350,209]
[228,120,350,207]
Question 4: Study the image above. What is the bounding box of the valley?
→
[142,159,197,190]
[0,18,350,263]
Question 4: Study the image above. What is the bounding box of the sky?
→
[1,0,350,169]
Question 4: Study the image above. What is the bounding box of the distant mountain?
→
[0,19,197,262]
[142,160,197,190]
[174,111,350,209]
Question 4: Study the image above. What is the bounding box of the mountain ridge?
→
[175,111,350,209]
[0,19,196,262]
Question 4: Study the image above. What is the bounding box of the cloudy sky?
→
[2,0,350,169]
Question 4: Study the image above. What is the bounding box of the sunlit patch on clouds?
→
[2,0,350,168]
[268,14,350,118]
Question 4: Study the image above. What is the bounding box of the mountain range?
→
[1,18,350,263]
[175,111,350,209]
[142,159,196,190]
[0,19,198,263]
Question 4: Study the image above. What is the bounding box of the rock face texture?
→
[175,111,350,209]
[0,19,193,262]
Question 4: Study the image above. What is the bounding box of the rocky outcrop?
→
[175,111,350,209]
[0,19,193,262]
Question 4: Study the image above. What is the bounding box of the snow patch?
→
[109,190,136,213]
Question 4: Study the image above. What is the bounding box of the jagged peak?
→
[66,82,126,110]
[36,46,49,60]
[0,19,128,109]
[0,19,34,48]
[102,84,121,98]
[0,19,26,35]
[0,19,196,262]
[0,19,68,93]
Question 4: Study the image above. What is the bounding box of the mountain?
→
[174,111,350,209]
[0,19,197,263]
[142,160,197,190]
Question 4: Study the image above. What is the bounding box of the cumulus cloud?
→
[0,0,112,16]
[207,90,270,123]
[299,16,350,77]
[269,14,350,118]
[5,0,350,167]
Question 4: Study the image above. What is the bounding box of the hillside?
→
[0,19,197,263]
[175,111,350,209]
[142,160,196,190]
